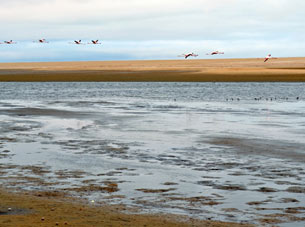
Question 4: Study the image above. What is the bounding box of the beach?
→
[0,58,305,82]
[0,60,305,227]
[0,188,254,227]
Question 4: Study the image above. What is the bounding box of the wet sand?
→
[1,101,304,226]
[0,57,305,82]
[0,188,252,227]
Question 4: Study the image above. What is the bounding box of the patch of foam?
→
[41,118,94,131]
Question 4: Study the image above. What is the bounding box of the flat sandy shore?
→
[0,57,305,82]
[0,188,253,227]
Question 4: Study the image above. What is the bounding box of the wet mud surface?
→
[1,82,305,226]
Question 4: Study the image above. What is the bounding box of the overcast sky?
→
[0,0,304,62]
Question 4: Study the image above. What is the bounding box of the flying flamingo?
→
[1,40,17,44]
[264,54,278,62]
[264,54,271,62]
[88,40,101,44]
[69,40,84,45]
[33,39,49,43]
[206,51,224,55]
[178,53,198,59]
[38,39,48,43]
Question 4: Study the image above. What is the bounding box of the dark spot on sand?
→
[55,170,88,179]
[0,207,31,216]
[285,207,302,214]
[286,186,305,193]
[163,182,178,186]
[34,191,68,198]
[0,137,18,142]
[136,188,176,193]
[222,208,240,212]
[167,196,223,206]
[228,171,246,176]
[275,181,301,185]
[257,187,278,193]
[197,180,215,187]
[213,184,247,191]
[65,183,119,193]
[20,165,51,176]
[280,198,299,203]
[258,217,283,224]
[247,201,265,206]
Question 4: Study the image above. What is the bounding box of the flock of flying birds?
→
[178,50,224,59]
[0,39,101,45]
[179,51,276,62]
[0,39,275,62]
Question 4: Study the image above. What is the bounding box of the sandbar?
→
[0,58,305,82]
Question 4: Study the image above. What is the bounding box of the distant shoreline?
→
[0,58,305,82]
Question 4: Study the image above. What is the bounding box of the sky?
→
[0,0,304,62]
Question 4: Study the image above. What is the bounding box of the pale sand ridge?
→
[0,57,305,82]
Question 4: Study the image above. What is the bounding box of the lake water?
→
[0,82,305,226]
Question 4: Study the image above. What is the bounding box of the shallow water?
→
[0,82,305,226]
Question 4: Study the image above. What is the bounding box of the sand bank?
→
[0,188,253,227]
[0,58,305,82]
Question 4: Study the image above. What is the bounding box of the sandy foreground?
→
[0,57,305,82]
[0,188,253,227]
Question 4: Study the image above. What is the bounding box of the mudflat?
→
[0,57,305,82]
[0,188,253,227]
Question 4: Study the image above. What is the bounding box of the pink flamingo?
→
[206,51,224,55]
[88,40,101,44]
[2,40,17,44]
[178,53,198,59]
